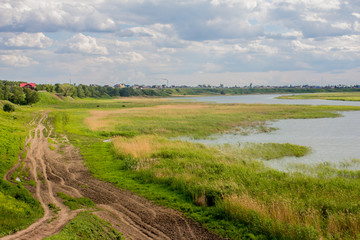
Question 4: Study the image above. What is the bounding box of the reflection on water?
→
[174,94,360,171]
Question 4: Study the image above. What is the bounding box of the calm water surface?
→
[174,94,360,170]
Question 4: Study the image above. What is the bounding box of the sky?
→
[1,0,360,87]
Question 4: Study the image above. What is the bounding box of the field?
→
[0,101,43,237]
[48,95,360,239]
[277,92,360,101]
[2,92,360,239]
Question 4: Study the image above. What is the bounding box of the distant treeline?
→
[36,83,360,98]
[0,80,39,105]
[2,80,360,104]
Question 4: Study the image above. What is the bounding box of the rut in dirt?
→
[2,112,227,240]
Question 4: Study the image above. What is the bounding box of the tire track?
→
[2,112,226,240]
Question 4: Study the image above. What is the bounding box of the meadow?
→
[277,92,360,101]
[46,94,360,240]
[2,92,360,239]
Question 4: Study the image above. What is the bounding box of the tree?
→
[60,84,76,97]
[10,86,25,104]
[83,85,91,97]
[24,88,40,105]
[0,88,4,100]
[77,85,86,98]
[119,87,135,97]
[55,83,63,94]
[71,87,78,98]
[3,85,11,101]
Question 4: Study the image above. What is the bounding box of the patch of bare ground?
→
[2,112,226,240]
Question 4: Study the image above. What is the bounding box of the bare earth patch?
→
[2,113,225,240]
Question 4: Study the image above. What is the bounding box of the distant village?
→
[102,83,360,90]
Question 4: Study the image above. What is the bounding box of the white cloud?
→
[282,31,303,38]
[353,13,360,19]
[201,62,222,72]
[1,0,360,85]
[249,40,278,54]
[354,21,360,32]
[0,54,38,67]
[157,48,177,53]
[60,33,108,55]
[273,0,341,11]
[233,45,249,53]
[210,0,261,9]
[116,52,145,64]
[331,22,352,30]
[0,0,116,32]
[4,33,52,48]
[302,13,327,23]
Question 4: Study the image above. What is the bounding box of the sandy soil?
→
[2,112,226,240]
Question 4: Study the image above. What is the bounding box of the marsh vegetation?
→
[277,92,360,102]
[47,95,360,239]
[2,92,360,239]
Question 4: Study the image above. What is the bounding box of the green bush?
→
[3,103,15,112]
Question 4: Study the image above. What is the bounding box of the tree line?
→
[36,83,173,98]
[2,80,359,106]
[0,80,39,105]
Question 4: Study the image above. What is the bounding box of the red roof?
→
[20,83,36,88]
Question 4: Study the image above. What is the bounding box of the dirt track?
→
[2,112,225,240]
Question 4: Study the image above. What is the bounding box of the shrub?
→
[3,103,15,112]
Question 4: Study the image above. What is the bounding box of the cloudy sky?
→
[1,0,360,86]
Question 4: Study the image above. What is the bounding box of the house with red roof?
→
[20,83,36,90]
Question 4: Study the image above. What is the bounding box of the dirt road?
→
[2,113,225,240]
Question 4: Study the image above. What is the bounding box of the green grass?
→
[45,97,360,240]
[86,103,359,138]
[0,180,43,237]
[278,92,360,101]
[57,192,95,210]
[4,93,359,239]
[44,212,124,240]
[0,104,43,237]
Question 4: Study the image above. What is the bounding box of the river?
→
[172,94,360,171]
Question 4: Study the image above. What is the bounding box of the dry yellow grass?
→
[327,212,360,239]
[223,194,321,231]
[85,104,210,131]
[112,135,163,159]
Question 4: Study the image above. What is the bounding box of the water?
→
[172,94,360,106]
[173,94,360,170]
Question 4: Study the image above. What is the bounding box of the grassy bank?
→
[46,96,360,239]
[277,92,360,101]
[45,212,124,240]
[0,102,43,237]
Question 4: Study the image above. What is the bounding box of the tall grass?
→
[111,136,360,239]
[110,136,337,239]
